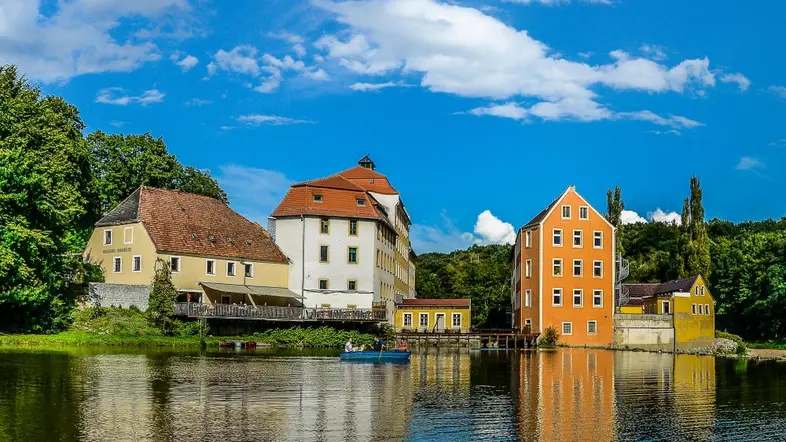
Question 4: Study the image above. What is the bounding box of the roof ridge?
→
[293,173,366,191]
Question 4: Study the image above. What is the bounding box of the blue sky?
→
[4,0,785,252]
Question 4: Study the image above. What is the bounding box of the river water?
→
[0,348,784,441]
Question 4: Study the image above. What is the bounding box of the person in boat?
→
[344,338,353,352]
[372,336,386,352]
[395,340,408,351]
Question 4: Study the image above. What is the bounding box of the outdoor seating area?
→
[174,303,387,322]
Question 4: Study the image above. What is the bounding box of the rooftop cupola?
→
[358,154,375,170]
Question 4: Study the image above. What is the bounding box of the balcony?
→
[174,303,387,323]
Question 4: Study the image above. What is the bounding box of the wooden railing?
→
[174,303,387,322]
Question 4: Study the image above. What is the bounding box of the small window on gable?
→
[698,304,703,315]
[701,286,705,296]
[705,304,710,315]
[695,286,699,296]
[104,229,113,246]
[356,198,366,207]
[692,304,697,315]
[124,227,133,244]
[561,205,571,219]
[579,206,589,220]
[313,194,323,203]
[525,230,532,248]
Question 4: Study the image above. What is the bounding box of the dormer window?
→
[313,194,323,203]
[356,198,366,207]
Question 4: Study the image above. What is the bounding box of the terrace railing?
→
[174,303,387,322]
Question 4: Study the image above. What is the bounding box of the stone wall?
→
[613,313,675,352]
[88,283,151,311]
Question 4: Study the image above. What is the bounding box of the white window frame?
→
[452,313,462,329]
[552,288,563,307]
[593,231,603,249]
[553,258,563,277]
[553,229,563,247]
[573,229,583,248]
[562,322,573,336]
[244,263,254,278]
[103,229,113,246]
[170,256,181,273]
[692,303,697,315]
[206,259,216,276]
[593,260,603,278]
[579,206,589,220]
[419,313,429,328]
[123,226,133,245]
[525,230,532,248]
[573,259,583,277]
[587,320,598,335]
[593,290,603,308]
[313,194,323,203]
[701,286,706,296]
[227,261,236,277]
[112,256,122,273]
[356,198,366,207]
[525,289,532,308]
[524,318,532,330]
[698,304,703,315]
[525,259,532,278]
[573,289,583,307]
[705,304,710,315]
[403,312,413,327]
[695,286,700,296]
[561,205,571,220]
[662,300,671,315]
[132,255,142,272]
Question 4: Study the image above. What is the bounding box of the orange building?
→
[511,186,616,346]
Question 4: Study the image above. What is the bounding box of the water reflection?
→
[1,348,786,441]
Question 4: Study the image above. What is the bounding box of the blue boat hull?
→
[339,350,411,361]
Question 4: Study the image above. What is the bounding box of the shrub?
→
[173,319,208,337]
[253,327,375,348]
[716,330,747,355]
[147,259,177,335]
[539,326,559,348]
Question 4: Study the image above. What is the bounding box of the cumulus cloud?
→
[471,210,517,245]
[768,85,786,99]
[306,69,330,81]
[313,0,731,126]
[720,73,751,92]
[95,87,165,106]
[208,45,313,93]
[410,210,515,252]
[621,210,647,225]
[648,208,681,225]
[640,44,667,61]
[172,54,199,71]
[236,114,314,126]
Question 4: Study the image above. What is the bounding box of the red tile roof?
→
[338,166,398,194]
[399,298,472,307]
[98,187,289,263]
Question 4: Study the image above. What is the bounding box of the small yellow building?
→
[623,275,715,350]
[395,299,471,332]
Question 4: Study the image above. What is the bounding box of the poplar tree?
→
[680,177,711,278]
[606,186,625,256]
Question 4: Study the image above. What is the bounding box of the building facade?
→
[394,299,471,332]
[83,187,295,309]
[511,186,616,346]
[269,156,415,320]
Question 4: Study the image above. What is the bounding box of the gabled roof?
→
[521,187,572,229]
[623,275,701,298]
[293,174,366,192]
[338,166,398,194]
[97,187,289,263]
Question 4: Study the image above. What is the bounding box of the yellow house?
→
[624,275,715,350]
[395,299,471,332]
[83,186,297,309]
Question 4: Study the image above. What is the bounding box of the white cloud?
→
[472,210,516,245]
[95,87,165,106]
[306,69,330,81]
[185,98,212,106]
[503,0,611,4]
[216,165,293,222]
[617,110,703,129]
[720,73,751,92]
[109,121,126,128]
[268,31,305,44]
[0,0,189,83]
[640,44,667,61]
[174,54,199,71]
[410,210,515,253]
[466,102,529,120]
[578,52,593,59]
[314,0,724,125]
[648,208,681,225]
[350,81,412,91]
[236,114,314,126]
[212,45,261,76]
[649,129,681,136]
[768,85,786,98]
[293,44,307,58]
[209,45,313,93]
[735,156,763,171]
[621,210,647,225]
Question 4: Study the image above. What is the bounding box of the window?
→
[593,290,603,307]
[452,313,462,328]
[561,205,571,219]
[347,280,357,291]
[132,255,142,272]
[356,198,366,207]
[562,322,573,335]
[587,321,597,335]
[573,289,583,307]
[552,288,562,306]
[348,246,358,264]
[403,313,413,327]
[579,206,589,220]
[320,245,329,263]
[227,261,236,277]
[113,256,121,273]
[553,229,563,246]
[697,304,703,315]
[104,229,113,246]
[573,259,583,277]
[593,260,603,278]
[704,304,710,315]
[525,230,532,248]
[553,258,563,276]
[525,260,532,278]
[525,289,532,308]
[320,218,329,234]
[347,304,357,309]
[170,256,181,273]
[320,303,331,308]
[206,259,215,275]
[662,300,671,315]
[419,313,429,327]
[244,263,253,278]
[573,230,583,248]
[695,286,699,296]
[318,279,329,290]
[124,226,133,244]
[593,231,603,249]
[313,194,323,202]
[524,318,532,330]
[701,286,706,296]
[349,219,358,236]
[692,304,697,315]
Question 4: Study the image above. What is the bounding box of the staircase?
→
[615,253,630,307]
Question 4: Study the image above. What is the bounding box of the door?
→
[662,300,671,315]
[435,313,445,332]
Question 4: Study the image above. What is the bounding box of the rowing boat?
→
[339,350,411,361]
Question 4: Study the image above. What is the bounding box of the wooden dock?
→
[396,328,539,349]
[174,303,387,323]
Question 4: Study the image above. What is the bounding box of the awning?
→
[199,282,303,305]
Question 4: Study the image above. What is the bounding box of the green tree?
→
[178,166,228,204]
[605,186,624,256]
[0,65,94,332]
[147,259,177,335]
[680,177,711,278]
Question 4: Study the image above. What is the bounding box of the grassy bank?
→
[748,339,786,350]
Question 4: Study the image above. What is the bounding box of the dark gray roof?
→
[96,187,141,226]
[623,275,700,298]
[522,197,561,229]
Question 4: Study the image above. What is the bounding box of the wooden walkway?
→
[174,303,387,323]
[397,329,539,348]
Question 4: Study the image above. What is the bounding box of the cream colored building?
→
[83,186,297,309]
